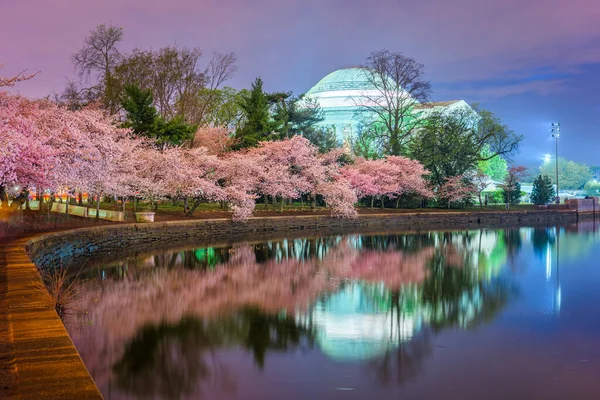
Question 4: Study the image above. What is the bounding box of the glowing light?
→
[545,243,552,281]
[543,154,551,164]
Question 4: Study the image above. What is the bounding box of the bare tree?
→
[355,50,431,156]
[473,104,522,161]
[114,46,208,121]
[499,166,527,210]
[472,170,490,208]
[71,23,124,113]
[186,52,237,141]
[52,79,99,110]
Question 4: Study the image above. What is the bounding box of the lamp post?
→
[551,123,560,204]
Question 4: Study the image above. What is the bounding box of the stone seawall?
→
[27,210,579,270]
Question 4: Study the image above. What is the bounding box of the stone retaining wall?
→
[27,210,579,271]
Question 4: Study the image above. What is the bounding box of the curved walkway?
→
[0,236,101,399]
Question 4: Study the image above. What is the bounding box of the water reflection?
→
[112,310,315,399]
[63,224,600,399]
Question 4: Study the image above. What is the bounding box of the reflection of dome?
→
[304,284,421,362]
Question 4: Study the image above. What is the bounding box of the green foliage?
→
[122,84,195,147]
[530,175,555,205]
[199,86,245,129]
[590,166,600,181]
[539,157,592,190]
[352,124,383,160]
[234,77,271,149]
[121,85,159,136]
[502,182,522,205]
[409,109,480,187]
[268,92,324,140]
[302,127,340,153]
[155,116,196,147]
[484,190,505,204]
[584,180,600,196]
[472,105,522,158]
[478,146,508,181]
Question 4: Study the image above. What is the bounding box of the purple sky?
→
[2,0,600,167]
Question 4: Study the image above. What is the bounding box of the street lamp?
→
[551,123,560,204]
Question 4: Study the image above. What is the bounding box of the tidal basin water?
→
[64,222,600,399]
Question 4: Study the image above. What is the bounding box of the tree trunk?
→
[370,196,374,210]
[122,196,126,215]
[183,196,189,213]
[78,191,83,206]
[0,185,8,209]
[396,197,400,209]
[96,196,100,220]
[300,196,304,210]
[478,193,483,208]
[380,196,385,209]
[310,194,316,211]
[280,197,284,213]
[186,199,202,216]
[65,198,69,218]
[38,190,44,213]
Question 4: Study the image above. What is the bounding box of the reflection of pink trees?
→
[71,238,438,345]
[319,239,434,290]
[66,236,474,394]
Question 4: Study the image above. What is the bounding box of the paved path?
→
[0,237,102,399]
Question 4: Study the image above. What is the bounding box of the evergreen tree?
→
[235,77,271,148]
[303,127,340,153]
[121,84,159,136]
[530,174,555,205]
[155,116,196,148]
[122,84,195,147]
[503,181,522,206]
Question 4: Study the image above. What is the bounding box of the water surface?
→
[65,222,600,399]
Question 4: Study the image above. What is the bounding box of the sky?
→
[2,0,600,167]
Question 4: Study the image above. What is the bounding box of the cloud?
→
[2,0,600,100]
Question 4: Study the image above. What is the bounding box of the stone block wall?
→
[26,210,579,271]
[568,198,600,213]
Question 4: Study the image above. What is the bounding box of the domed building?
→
[305,67,477,144]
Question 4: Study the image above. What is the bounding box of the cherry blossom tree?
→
[164,146,226,215]
[385,156,432,206]
[437,175,476,208]
[340,161,379,202]
[248,136,314,210]
[342,156,430,209]
[191,126,236,155]
[0,63,37,87]
[220,151,264,221]
[0,93,55,209]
